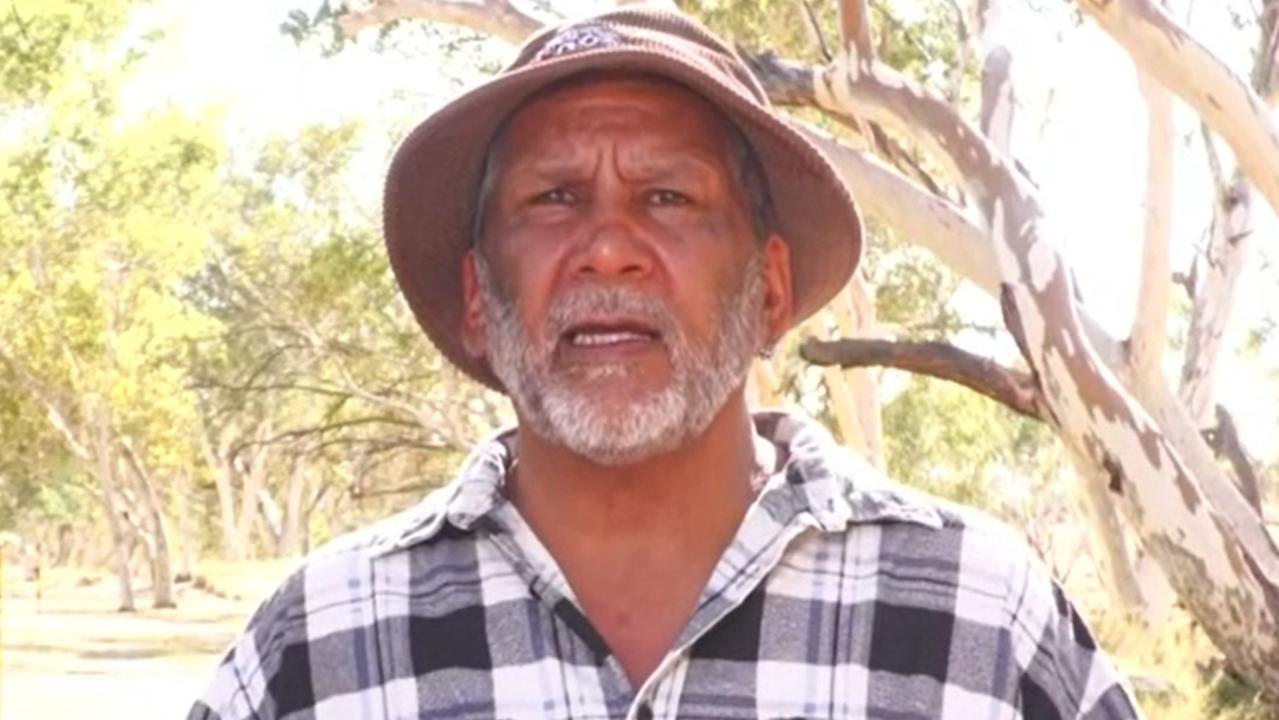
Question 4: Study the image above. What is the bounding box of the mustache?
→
[543,285,681,343]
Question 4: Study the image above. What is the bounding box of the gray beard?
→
[474,254,766,466]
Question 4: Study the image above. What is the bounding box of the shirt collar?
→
[371,411,941,557]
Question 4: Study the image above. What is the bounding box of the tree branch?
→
[796,0,833,62]
[337,0,542,44]
[231,414,426,457]
[979,45,1014,153]
[758,19,1279,689]
[0,341,93,462]
[795,121,1125,375]
[1076,0,1279,224]
[1178,19,1267,426]
[1129,64,1174,380]
[838,0,874,62]
[801,337,1047,421]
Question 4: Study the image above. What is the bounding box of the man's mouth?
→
[559,320,662,353]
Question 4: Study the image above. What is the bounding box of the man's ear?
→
[460,251,487,358]
[760,233,793,347]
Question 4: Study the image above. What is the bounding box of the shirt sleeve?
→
[1013,572,1145,720]
[186,572,306,720]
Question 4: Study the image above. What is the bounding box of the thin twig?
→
[797,0,833,62]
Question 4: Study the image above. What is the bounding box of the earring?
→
[759,344,776,360]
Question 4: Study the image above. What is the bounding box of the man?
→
[190,6,1141,719]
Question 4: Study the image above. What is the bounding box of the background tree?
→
[0,0,226,609]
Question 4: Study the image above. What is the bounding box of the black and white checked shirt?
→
[189,412,1142,720]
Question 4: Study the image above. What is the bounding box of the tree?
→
[185,122,500,560]
[325,0,1279,693]
[0,0,223,609]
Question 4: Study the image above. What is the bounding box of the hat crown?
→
[507,6,769,106]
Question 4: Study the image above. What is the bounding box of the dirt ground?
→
[0,572,259,720]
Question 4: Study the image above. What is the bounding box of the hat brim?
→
[384,45,863,392]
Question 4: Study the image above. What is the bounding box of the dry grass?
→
[191,558,300,602]
[1092,606,1279,720]
[0,569,261,720]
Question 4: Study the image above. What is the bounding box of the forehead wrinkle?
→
[505,113,732,185]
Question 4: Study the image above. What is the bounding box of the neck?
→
[508,392,758,548]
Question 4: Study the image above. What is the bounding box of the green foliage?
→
[1204,669,1279,719]
[0,0,223,541]
[881,374,1058,508]
[0,386,91,530]
[862,219,966,338]
[871,1,969,99]
[0,0,132,103]
[682,0,834,63]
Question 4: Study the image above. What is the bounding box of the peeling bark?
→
[1175,0,1274,515]
[1181,168,1255,426]
[1203,405,1265,514]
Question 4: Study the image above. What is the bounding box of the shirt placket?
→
[479,502,637,720]
[626,482,827,720]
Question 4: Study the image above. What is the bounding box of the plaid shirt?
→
[189,412,1141,720]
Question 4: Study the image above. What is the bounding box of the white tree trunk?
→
[120,438,176,608]
[234,436,272,561]
[197,420,244,561]
[1129,69,1174,382]
[92,404,135,612]
[338,0,541,44]
[1122,56,1180,624]
[1181,170,1254,426]
[281,460,308,557]
[175,469,194,579]
[841,277,885,469]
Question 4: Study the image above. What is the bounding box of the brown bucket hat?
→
[384,4,863,391]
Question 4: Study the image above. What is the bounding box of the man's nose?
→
[569,194,654,280]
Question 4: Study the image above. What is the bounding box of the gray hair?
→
[469,85,776,248]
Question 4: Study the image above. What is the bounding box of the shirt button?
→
[636,702,654,720]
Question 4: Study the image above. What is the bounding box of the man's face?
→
[462,76,792,465]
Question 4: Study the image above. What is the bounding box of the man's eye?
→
[648,189,690,206]
[531,188,576,205]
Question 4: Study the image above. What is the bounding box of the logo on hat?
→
[536,23,623,61]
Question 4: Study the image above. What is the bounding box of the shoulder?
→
[834,462,1140,716]
[254,480,459,626]
[841,463,1045,617]
[189,484,461,719]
